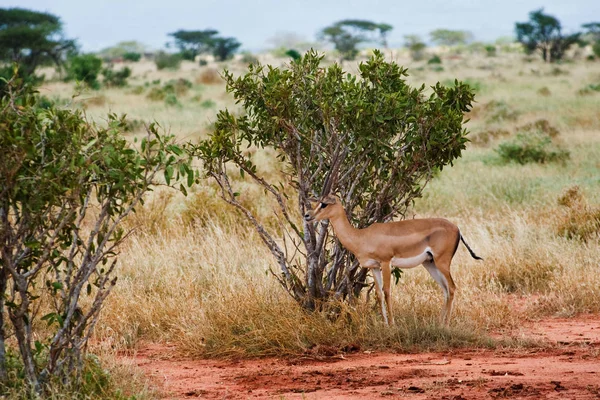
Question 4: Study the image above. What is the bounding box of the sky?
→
[3,0,599,52]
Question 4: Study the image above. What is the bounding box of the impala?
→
[304,194,482,326]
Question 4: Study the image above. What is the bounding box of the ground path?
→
[122,316,600,399]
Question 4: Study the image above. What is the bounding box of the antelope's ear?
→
[321,194,337,204]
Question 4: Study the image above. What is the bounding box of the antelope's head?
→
[304,194,340,222]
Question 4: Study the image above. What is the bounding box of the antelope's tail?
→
[460,234,483,260]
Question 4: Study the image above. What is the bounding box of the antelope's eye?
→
[321,203,328,209]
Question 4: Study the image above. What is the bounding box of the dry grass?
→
[34,52,600,392]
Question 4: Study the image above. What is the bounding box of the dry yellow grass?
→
[36,52,600,362]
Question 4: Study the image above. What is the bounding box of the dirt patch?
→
[123,316,600,399]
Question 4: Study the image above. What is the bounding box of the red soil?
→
[124,316,600,399]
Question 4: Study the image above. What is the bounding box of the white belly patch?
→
[391,248,433,269]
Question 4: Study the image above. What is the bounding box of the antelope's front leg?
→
[371,265,389,325]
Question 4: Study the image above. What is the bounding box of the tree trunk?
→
[0,269,7,383]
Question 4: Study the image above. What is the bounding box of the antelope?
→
[304,194,482,326]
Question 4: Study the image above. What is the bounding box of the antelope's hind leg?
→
[423,258,456,326]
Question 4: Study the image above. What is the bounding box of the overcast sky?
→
[3,0,599,52]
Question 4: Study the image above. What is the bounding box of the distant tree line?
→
[1,5,600,91]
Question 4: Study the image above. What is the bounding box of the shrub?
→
[577,83,600,96]
[164,93,179,106]
[556,186,600,242]
[485,45,497,57]
[427,55,442,64]
[146,87,166,101]
[102,66,131,87]
[200,99,216,108]
[484,100,520,122]
[470,128,510,146]
[164,78,192,96]
[154,51,181,70]
[192,50,475,310]
[285,49,302,60]
[196,68,221,85]
[496,132,569,164]
[240,51,259,65]
[123,51,141,62]
[537,86,551,96]
[65,54,103,89]
[517,119,560,137]
[146,79,192,105]
[0,76,194,393]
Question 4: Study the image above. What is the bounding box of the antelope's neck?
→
[329,213,360,253]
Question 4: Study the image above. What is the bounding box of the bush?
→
[484,100,520,122]
[240,51,258,65]
[496,132,569,164]
[192,49,475,310]
[196,68,221,85]
[285,49,302,60]
[470,128,510,146]
[123,52,141,62]
[537,86,551,96]
[65,54,103,89]
[577,82,600,96]
[556,186,600,242]
[517,119,560,137]
[485,45,497,57]
[0,76,194,393]
[427,55,442,64]
[102,66,132,87]
[146,79,192,105]
[154,51,181,70]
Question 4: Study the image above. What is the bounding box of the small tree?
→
[98,40,146,61]
[404,34,427,60]
[0,74,194,392]
[582,22,600,58]
[64,54,103,89]
[193,50,474,310]
[169,29,218,60]
[319,20,393,60]
[515,9,580,63]
[0,8,75,77]
[430,29,473,46]
[211,37,241,61]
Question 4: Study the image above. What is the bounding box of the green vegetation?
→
[516,9,581,62]
[193,50,474,310]
[319,20,393,60]
[0,7,75,86]
[102,65,131,87]
[430,29,473,46]
[64,54,103,89]
[0,75,194,394]
[168,29,241,61]
[154,51,182,70]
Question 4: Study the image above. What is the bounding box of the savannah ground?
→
[40,48,600,398]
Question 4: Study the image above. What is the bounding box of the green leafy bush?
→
[427,55,442,64]
[102,66,132,87]
[192,49,475,310]
[154,51,182,70]
[123,51,141,62]
[0,76,194,393]
[496,132,569,164]
[485,45,497,57]
[285,49,302,60]
[65,54,103,89]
